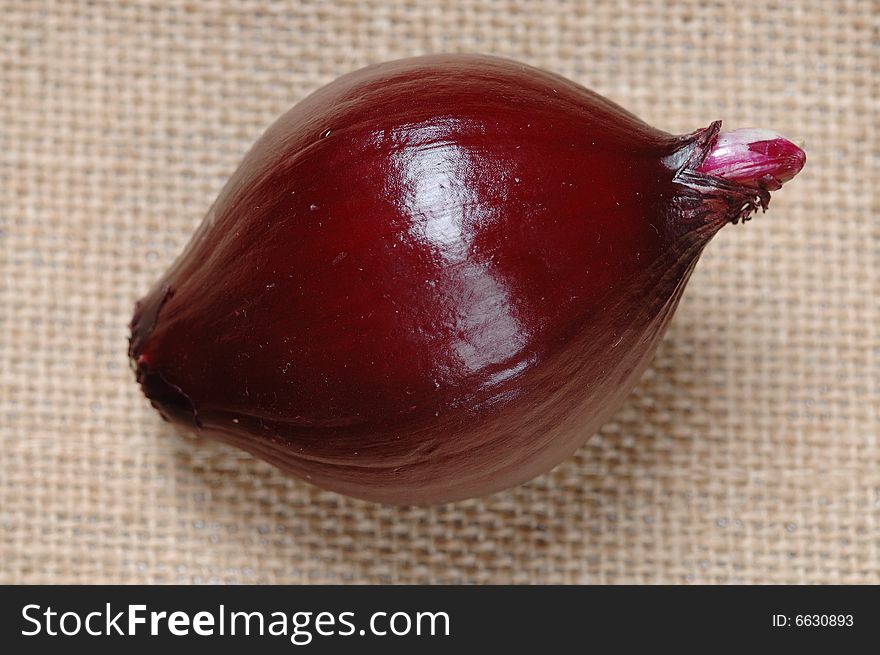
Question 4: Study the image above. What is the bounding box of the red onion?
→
[130,55,805,504]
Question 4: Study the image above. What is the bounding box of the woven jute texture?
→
[2,0,877,584]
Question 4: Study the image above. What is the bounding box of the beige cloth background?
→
[1,0,877,584]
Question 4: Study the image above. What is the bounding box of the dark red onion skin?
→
[130,54,799,504]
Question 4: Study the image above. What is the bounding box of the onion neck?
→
[666,123,806,234]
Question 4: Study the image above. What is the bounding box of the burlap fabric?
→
[2,0,877,584]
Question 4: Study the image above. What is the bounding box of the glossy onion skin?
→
[131,55,763,504]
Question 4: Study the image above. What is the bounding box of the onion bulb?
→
[130,55,805,504]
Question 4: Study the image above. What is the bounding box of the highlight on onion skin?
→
[129,54,805,504]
